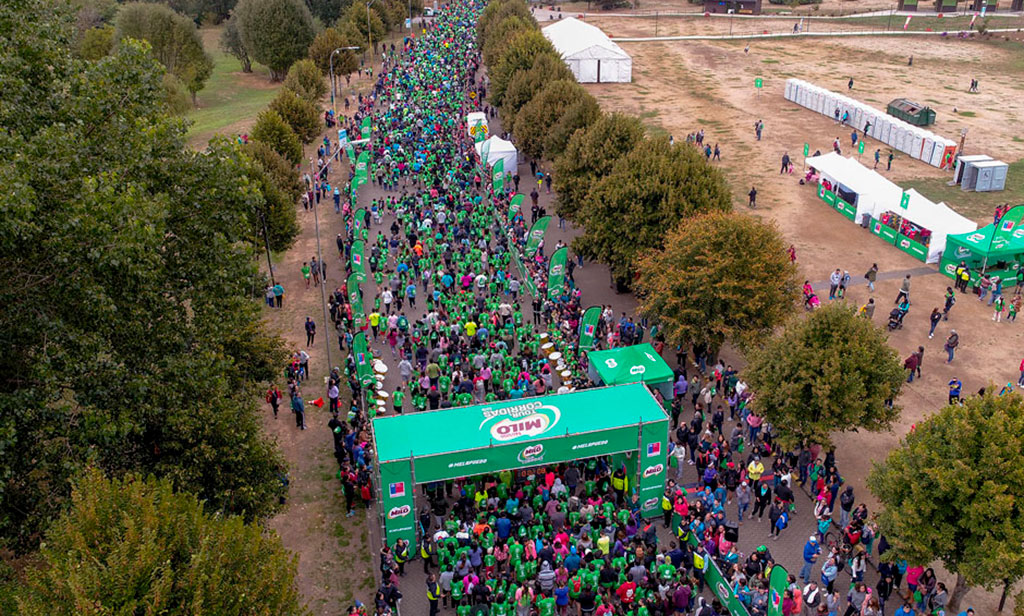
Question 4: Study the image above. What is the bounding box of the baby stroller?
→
[887,307,906,330]
[804,293,821,311]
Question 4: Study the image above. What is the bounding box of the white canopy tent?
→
[806,153,976,262]
[475,136,518,171]
[542,17,631,83]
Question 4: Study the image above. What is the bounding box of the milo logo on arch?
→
[479,401,561,442]
[642,464,664,478]
[517,444,545,464]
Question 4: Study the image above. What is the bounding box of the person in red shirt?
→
[616,580,636,604]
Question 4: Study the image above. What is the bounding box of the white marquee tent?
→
[475,136,518,171]
[542,17,631,84]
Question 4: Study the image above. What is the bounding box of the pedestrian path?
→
[809,265,939,293]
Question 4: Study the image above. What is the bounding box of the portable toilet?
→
[973,160,1009,192]
[879,118,892,144]
[911,132,924,159]
[919,135,935,164]
[853,107,865,132]
[785,80,794,101]
[953,154,992,184]
[930,139,949,167]
[888,124,903,148]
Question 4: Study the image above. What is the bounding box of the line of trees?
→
[0,1,304,610]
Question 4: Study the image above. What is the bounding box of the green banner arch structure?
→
[371,383,669,553]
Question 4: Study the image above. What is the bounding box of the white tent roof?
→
[542,17,630,61]
[474,136,517,169]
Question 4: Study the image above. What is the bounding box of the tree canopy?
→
[252,108,304,165]
[308,26,360,77]
[745,303,904,449]
[115,2,213,102]
[552,112,645,222]
[269,87,321,143]
[16,470,303,615]
[869,391,1024,614]
[0,0,290,552]
[219,14,252,73]
[234,0,315,80]
[283,57,328,103]
[573,136,732,282]
[636,212,798,350]
[513,79,590,161]
[501,52,573,134]
[342,1,386,54]
[489,29,554,107]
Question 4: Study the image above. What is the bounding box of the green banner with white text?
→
[351,239,367,282]
[547,246,568,301]
[347,273,365,330]
[524,216,551,259]
[492,158,504,195]
[361,117,371,140]
[353,331,374,387]
[509,194,524,222]
[578,306,602,351]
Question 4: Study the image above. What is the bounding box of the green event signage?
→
[897,235,928,261]
[803,143,810,157]
[350,239,367,282]
[355,151,370,188]
[524,216,551,258]
[492,158,504,194]
[900,191,910,209]
[354,208,366,235]
[818,185,836,206]
[380,461,415,549]
[344,142,356,163]
[347,273,364,329]
[578,305,602,351]
[706,554,752,616]
[766,564,791,616]
[754,77,763,89]
[858,140,865,154]
[547,246,569,300]
[361,117,371,140]
[352,331,374,387]
[511,250,537,297]
[869,218,899,245]
[589,344,674,387]
[637,420,669,516]
[508,194,525,222]
[833,197,856,221]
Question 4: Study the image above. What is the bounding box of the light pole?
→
[330,46,360,118]
[366,0,376,61]
[309,157,333,372]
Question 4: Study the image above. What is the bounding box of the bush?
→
[500,52,573,132]
[308,26,360,77]
[251,108,303,165]
[234,0,315,80]
[78,24,114,60]
[283,58,328,103]
[269,88,321,143]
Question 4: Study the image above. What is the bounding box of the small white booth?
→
[542,17,631,83]
[475,136,518,171]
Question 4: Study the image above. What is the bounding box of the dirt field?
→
[577,25,1024,611]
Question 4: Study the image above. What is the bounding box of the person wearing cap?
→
[801,535,820,584]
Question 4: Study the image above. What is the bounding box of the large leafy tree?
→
[17,470,303,615]
[234,0,314,80]
[543,94,601,159]
[501,52,573,133]
[115,2,214,103]
[477,0,533,49]
[869,392,1024,614]
[482,14,535,69]
[243,141,302,252]
[341,1,385,55]
[489,29,555,107]
[636,212,798,351]
[745,303,903,449]
[0,1,288,552]
[269,88,320,143]
[252,108,304,164]
[574,136,731,282]
[514,79,589,161]
[308,26,360,78]
[553,112,645,222]
[283,57,328,103]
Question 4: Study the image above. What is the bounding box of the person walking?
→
[887,151,894,171]
[895,275,911,305]
[943,287,956,321]
[829,269,842,300]
[865,263,877,292]
[904,352,919,383]
[993,295,1006,321]
[427,574,441,616]
[848,77,854,90]
[928,307,942,338]
[944,330,959,363]
[781,152,791,174]
[748,186,757,208]
[265,384,282,419]
[301,261,311,288]
[874,149,881,169]
[291,391,306,430]
[305,317,316,347]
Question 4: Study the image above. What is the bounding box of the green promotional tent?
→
[587,344,674,400]
[372,383,668,551]
[941,205,1024,288]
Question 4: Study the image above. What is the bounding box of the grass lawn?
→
[187,26,281,147]
[904,158,1024,222]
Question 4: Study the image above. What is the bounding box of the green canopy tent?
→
[371,383,669,551]
[587,344,674,401]
[941,204,1024,288]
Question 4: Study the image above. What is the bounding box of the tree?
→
[481,14,534,68]
[574,136,731,282]
[162,72,194,114]
[269,88,320,143]
[78,24,114,60]
[514,79,589,161]
[500,51,572,132]
[115,2,214,103]
[234,0,315,80]
[0,4,287,551]
[219,15,252,73]
[251,108,303,164]
[17,470,303,615]
[553,112,644,222]
[477,0,534,49]
[243,142,304,253]
[636,213,798,351]
[869,392,1024,614]
[341,1,385,55]
[308,26,359,78]
[283,57,328,103]
[490,29,555,107]
[543,93,601,159]
[745,303,903,449]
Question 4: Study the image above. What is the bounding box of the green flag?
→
[578,306,602,350]
[765,564,790,616]
[347,273,365,329]
[361,117,371,140]
[508,194,525,222]
[354,208,366,235]
[353,331,374,387]
[355,151,370,188]
[344,142,356,163]
[547,246,569,301]
[524,216,551,259]
[991,204,1024,250]
[492,158,504,194]
[481,138,491,167]
[351,239,367,282]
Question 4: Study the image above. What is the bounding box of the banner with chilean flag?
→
[578,305,602,351]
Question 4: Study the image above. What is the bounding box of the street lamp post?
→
[309,157,333,372]
[330,46,360,118]
[366,0,376,61]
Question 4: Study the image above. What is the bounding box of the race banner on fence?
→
[578,306,602,351]
[492,158,504,195]
[547,246,568,300]
[347,272,364,330]
[508,194,524,222]
[354,208,366,236]
[511,250,537,297]
[351,239,367,282]
[524,216,551,258]
[361,117,371,140]
[353,331,374,387]
[481,138,491,168]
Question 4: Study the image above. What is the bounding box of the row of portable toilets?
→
[784,79,958,170]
